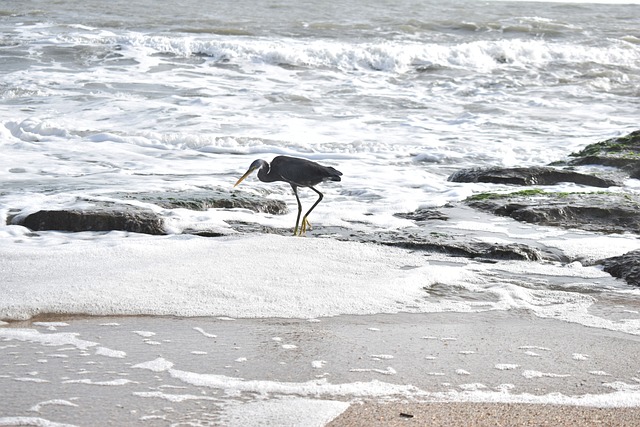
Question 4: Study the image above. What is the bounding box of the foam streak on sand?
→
[0,417,77,427]
[131,356,640,407]
[2,313,640,425]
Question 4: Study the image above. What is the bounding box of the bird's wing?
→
[272,157,334,187]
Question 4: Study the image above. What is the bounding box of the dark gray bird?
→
[234,155,342,236]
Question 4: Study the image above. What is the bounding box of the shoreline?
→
[2,312,640,425]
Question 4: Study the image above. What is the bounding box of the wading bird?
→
[234,156,342,236]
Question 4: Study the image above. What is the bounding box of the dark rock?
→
[394,208,448,222]
[600,250,640,287]
[568,130,640,176]
[218,220,551,262]
[448,166,619,188]
[121,189,288,215]
[379,238,544,261]
[8,189,289,236]
[465,191,640,234]
[15,208,165,235]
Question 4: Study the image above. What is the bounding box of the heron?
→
[234,155,342,236]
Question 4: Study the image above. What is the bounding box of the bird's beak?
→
[233,167,257,187]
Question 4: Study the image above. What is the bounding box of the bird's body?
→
[234,156,342,235]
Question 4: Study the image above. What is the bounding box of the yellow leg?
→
[298,217,312,236]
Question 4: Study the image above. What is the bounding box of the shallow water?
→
[1,313,640,426]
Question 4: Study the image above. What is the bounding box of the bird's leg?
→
[299,187,323,235]
[301,217,312,233]
[291,185,303,236]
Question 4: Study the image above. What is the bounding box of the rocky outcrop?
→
[568,130,640,178]
[448,166,619,188]
[10,189,288,235]
[464,191,640,234]
[15,207,166,235]
[441,130,640,288]
[600,251,640,288]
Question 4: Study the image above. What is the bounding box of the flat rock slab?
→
[448,166,619,188]
[121,189,288,215]
[464,191,640,235]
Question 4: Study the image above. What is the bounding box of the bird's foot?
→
[293,218,312,236]
[300,218,312,235]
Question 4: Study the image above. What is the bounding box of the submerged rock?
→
[448,166,618,188]
[600,250,640,288]
[394,208,449,222]
[121,189,288,215]
[15,208,165,235]
[465,190,640,234]
[377,237,544,261]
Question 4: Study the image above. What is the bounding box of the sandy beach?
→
[2,311,640,426]
[328,402,640,426]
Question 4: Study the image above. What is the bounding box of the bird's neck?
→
[257,163,280,183]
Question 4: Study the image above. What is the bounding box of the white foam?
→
[0,329,97,350]
[0,417,77,427]
[2,232,639,335]
[543,236,640,262]
[0,235,477,320]
[370,354,394,360]
[193,327,217,338]
[62,379,136,386]
[495,364,520,370]
[30,400,78,413]
[349,367,397,376]
[134,356,640,407]
[522,370,571,379]
[219,397,349,427]
[132,331,156,338]
[95,347,126,359]
[132,357,174,372]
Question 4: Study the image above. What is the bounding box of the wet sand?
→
[1,312,640,425]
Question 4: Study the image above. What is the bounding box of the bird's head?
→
[234,159,267,187]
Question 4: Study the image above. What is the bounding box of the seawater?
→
[1,0,640,323]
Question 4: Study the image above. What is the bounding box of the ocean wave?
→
[45,30,640,74]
